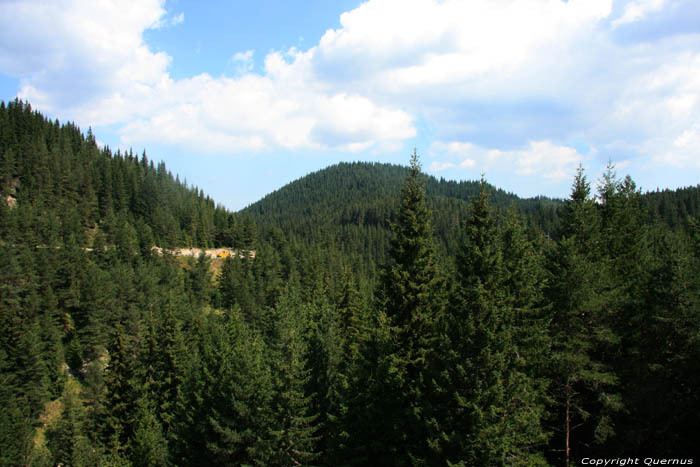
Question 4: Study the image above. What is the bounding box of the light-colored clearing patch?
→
[152,246,255,259]
[3,195,16,209]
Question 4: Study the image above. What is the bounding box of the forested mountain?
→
[241,162,700,263]
[0,100,255,252]
[245,160,531,227]
[2,100,700,466]
[244,161,562,256]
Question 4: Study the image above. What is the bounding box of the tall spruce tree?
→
[546,167,621,465]
[102,325,139,457]
[136,301,186,458]
[500,209,551,383]
[597,166,652,452]
[267,285,320,466]
[178,312,275,466]
[130,397,170,467]
[323,272,376,466]
[597,164,647,351]
[443,180,548,466]
[371,149,447,465]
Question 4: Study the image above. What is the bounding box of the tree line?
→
[1,101,699,465]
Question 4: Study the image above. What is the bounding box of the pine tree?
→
[546,167,621,465]
[597,164,647,337]
[0,393,37,467]
[0,248,49,414]
[619,223,700,455]
[596,166,654,452]
[324,271,374,465]
[115,215,140,265]
[217,254,257,319]
[39,292,66,398]
[188,253,213,307]
[130,397,170,467]
[371,149,447,465]
[443,180,548,466]
[267,285,320,465]
[79,263,116,360]
[500,209,551,381]
[138,300,186,449]
[102,325,139,457]
[178,312,275,466]
[0,344,33,466]
[239,215,258,250]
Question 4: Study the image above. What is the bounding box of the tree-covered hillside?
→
[243,161,563,287]
[244,159,700,294]
[2,101,700,466]
[245,161,562,242]
[0,99,255,251]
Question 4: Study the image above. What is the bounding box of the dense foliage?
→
[2,100,700,465]
[244,160,563,268]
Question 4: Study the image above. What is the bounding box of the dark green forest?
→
[1,99,700,466]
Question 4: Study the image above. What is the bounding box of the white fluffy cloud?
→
[117,71,415,153]
[429,139,585,184]
[613,0,667,27]
[316,0,612,92]
[311,0,700,177]
[0,0,415,153]
[1,0,699,185]
[0,0,170,113]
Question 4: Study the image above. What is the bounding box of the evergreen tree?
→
[187,253,213,307]
[102,325,139,457]
[217,254,258,320]
[130,398,170,467]
[0,247,49,415]
[82,357,107,451]
[138,300,186,450]
[5,99,700,463]
[0,341,38,466]
[500,209,551,382]
[371,149,447,465]
[178,312,274,466]
[443,180,548,466]
[597,164,647,342]
[79,263,116,360]
[0,393,38,467]
[546,167,621,465]
[39,295,66,398]
[267,285,320,465]
[115,215,140,265]
[618,224,700,455]
[324,271,374,465]
[596,166,654,452]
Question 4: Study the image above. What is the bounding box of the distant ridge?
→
[242,161,563,242]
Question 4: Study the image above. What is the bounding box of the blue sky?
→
[1,0,699,210]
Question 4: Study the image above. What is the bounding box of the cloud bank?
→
[1,0,699,189]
